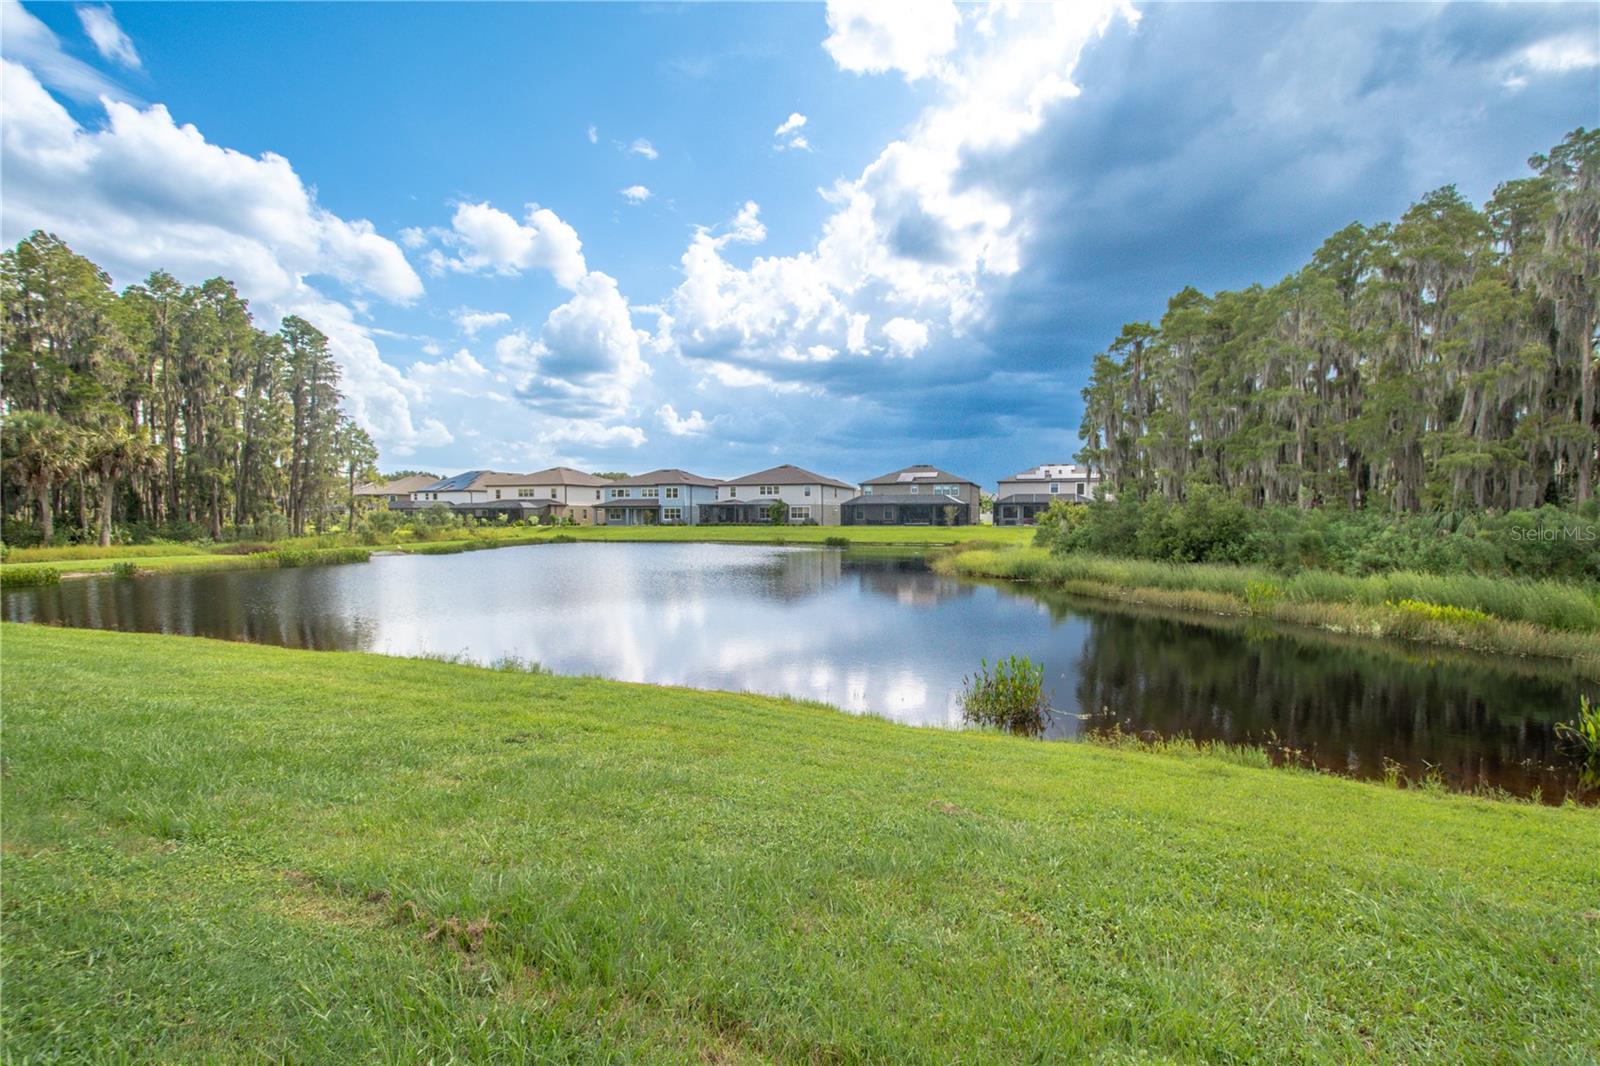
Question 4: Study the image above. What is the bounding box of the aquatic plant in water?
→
[960,655,1050,737]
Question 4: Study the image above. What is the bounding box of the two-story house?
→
[598,469,722,526]
[698,465,856,525]
[408,470,505,506]
[994,462,1105,525]
[841,465,982,526]
[465,468,613,524]
[355,474,439,509]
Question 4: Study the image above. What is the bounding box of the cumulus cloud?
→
[881,316,929,357]
[76,5,141,69]
[495,270,650,414]
[627,137,658,160]
[453,308,511,338]
[662,2,1134,389]
[774,112,810,151]
[586,123,598,144]
[823,0,962,81]
[437,200,587,288]
[620,184,652,204]
[657,404,709,436]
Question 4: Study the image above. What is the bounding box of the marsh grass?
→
[938,547,1600,669]
[0,564,61,588]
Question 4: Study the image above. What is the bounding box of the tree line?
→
[1078,129,1599,514]
[1,233,379,545]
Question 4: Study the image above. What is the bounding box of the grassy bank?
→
[0,525,1031,580]
[4,625,1596,1061]
[936,545,1600,672]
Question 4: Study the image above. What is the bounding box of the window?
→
[642,487,659,498]
[935,484,958,496]
[594,490,602,500]
[884,506,895,521]
[494,490,502,499]
[1076,483,1086,497]
[550,488,559,498]
[662,507,683,522]
[1050,483,1060,494]
[608,488,627,499]
[789,506,810,522]
[862,486,873,495]
[518,488,536,498]
[665,486,680,499]
[910,485,919,495]
[759,485,779,495]
[803,486,812,497]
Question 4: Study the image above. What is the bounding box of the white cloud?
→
[657,404,709,436]
[627,137,658,160]
[438,200,587,288]
[453,308,511,337]
[620,184,652,204]
[495,270,649,412]
[587,123,598,144]
[76,5,141,69]
[662,2,1134,387]
[882,316,929,357]
[1,3,127,102]
[823,0,962,81]
[729,200,766,244]
[774,112,811,151]
[1502,32,1600,89]
[0,59,451,457]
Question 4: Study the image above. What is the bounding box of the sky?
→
[2,2,1596,486]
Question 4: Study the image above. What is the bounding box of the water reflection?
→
[4,542,1593,801]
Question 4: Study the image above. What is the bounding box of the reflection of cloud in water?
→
[6,541,1591,800]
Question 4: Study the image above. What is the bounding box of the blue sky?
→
[3,2,1596,485]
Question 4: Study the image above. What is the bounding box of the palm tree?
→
[1,411,81,543]
[83,422,162,546]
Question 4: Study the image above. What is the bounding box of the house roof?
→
[602,498,662,509]
[614,468,721,488]
[995,493,1063,505]
[480,467,613,488]
[842,493,974,507]
[859,464,978,487]
[418,470,507,493]
[724,464,854,490]
[355,474,439,496]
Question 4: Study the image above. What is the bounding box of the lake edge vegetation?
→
[4,623,1596,1061]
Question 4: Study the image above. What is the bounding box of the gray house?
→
[599,469,722,525]
[994,463,1105,525]
[841,464,982,526]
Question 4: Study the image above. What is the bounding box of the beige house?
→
[699,465,856,525]
[994,463,1106,525]
[354,474,440,506]
[474,468,614,524]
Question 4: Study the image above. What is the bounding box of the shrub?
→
[549,534,577,544]
[1386,598,1491,627]
[960,655,1050,737]
[0,565,61,588]
[823,536,851,548]
[110,561,143,580]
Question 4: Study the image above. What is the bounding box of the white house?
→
[699,465,856,525]
[994,462,1106,525]
[599,469,723,526]
[408,470,503,506]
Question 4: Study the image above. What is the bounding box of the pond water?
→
[5,542,1594,802]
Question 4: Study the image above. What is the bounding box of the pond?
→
[5,542,1594,802]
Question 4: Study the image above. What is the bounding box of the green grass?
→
[4,624,1597,1062]
[1,525,1031,580]
[938,546,1600,671]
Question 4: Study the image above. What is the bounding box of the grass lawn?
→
[3,624,1596,1062]
[0,525,1031,578]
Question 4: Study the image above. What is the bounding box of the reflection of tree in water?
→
[847,554,976,608]
[1070,609,1597,801]
[3,572,377,652]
